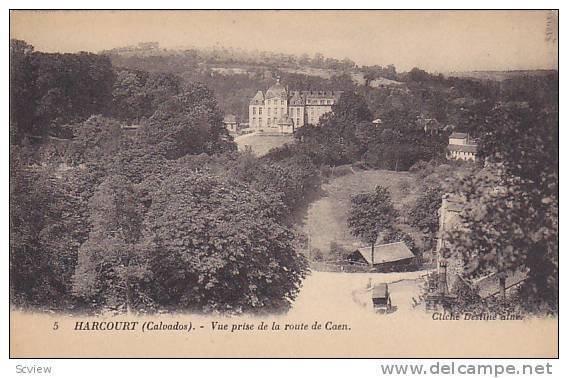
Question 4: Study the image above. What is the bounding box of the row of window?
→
[307,99,333,105]
[264,98,333,105]
[250,115,324,124]
[252,100,332,114]
[266,99,286,106]
[252,104,331,113]
[266,99,332,105]
[307,111,326,123]
[249,118,279,127]
[251,107,305,117]
[451,151,475,157]
[269,108,287,116]
[251,105,330,124]
[251,118,302,127]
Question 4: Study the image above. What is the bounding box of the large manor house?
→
[248,78,342,133]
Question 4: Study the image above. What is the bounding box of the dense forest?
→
[10,40,318,314]
[10,39,558,314]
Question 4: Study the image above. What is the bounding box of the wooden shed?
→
[348,241,415,272]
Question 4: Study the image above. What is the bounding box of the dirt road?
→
[289,270,428,319]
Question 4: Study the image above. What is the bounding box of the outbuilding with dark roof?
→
[449,132,468,139]
[347,241,416,272]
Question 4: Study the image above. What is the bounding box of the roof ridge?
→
[375,241,405,247]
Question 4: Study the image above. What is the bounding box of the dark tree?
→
[140,83,235,159]
[331,91,372,124]
[72,175,151,313]
[10,39,35,142]
[144,168,308,313]
[347,186,398,261]
[110,68,151,122]
[10,40,116,140]
[409,185,444,248]
[69,115,124,166]
[445,104,558,312]
[10,148,91,308]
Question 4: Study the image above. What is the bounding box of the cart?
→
[372,283,392,313]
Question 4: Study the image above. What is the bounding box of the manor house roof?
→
[249,81,342,104]
[289,91,304,105]
[265,80,287,100]
[250,91,264,105]
[301,90,342,99]
[354,242,414,265]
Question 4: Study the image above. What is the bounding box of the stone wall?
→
[436,194,466,291]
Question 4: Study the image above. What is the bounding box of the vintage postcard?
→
[9,10,558,358]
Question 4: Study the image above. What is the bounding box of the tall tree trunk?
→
[499,274,507,301]
[125,277,132,314]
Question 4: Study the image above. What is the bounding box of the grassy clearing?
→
[303,167,423,256]
[234,133,294,156]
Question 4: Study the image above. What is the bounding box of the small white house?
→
[447,132,478,162]
[223,114,239,134]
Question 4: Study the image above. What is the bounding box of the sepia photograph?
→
[7,9,559,359]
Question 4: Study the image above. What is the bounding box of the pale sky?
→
[10,10,558,72]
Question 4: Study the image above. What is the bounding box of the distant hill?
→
[443,69,557,82]
[102,42,405,87]
[102,41,358,72]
